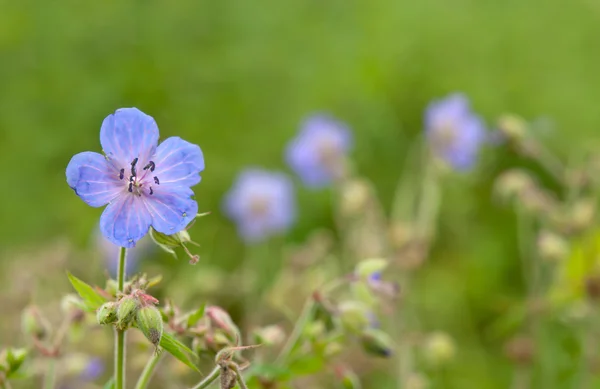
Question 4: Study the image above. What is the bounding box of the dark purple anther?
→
[154,176,160,185]
[143,161,155,172]
[119,168,125,180]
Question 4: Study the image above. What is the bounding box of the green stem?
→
[134,352,163,389]
[115,247,127,389]
[43,359,56,389]
[276,298,315,363]
[232,365,249,389]
[190,366,220,389]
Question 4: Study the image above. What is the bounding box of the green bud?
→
[21,305,50,340]
[497,114,528,142]
[136,306,164,347]
[355,258,388,279]
[338,301,370,334]
[116,296,140,330]
[423,331,456,367]
[6,348,27,374]
[360,328,394,358]
[96,302,118,325]
[335,366,362,389]
[105,279,119,297]
[206,306,240,340]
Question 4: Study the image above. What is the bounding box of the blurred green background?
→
[1,0,600,388]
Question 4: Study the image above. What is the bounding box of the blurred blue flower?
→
[66,108,204,248]
[425,93,485,170]
[95,229,153,276]
[81,357,104,381]
[223,169,296,242]
[285,114,352,188]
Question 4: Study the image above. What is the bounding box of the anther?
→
[128,182,133,193]
[143,161,156,172]
[119,169,125,180]
[129,176,135,182]
[130,158,138,177]
[154,176,160,185]
[149,187,154,195]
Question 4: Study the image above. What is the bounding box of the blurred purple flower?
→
[425,93,485,170]
[66,108,204,248]
[81,358,104,381]
[286,114,352,188]
[223,169,296,242]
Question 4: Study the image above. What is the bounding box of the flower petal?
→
[66,151,123,207]
[100,108,160,165]
[151,137,205,188]
[143,187,198,234]
[100,195,152,248]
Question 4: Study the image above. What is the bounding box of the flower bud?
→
[5,348,27,375]
[497,114,528,143]
[537,230,568,262]
[21,305,50,340]
[354,258,388,280]
[252,325,285,347]
[116,296,140,330]
[339,179,371,218]
[568,198,596,232]
[334,365,362,389]
[136,305,164,347]
[206,306,240,339]
[423,332,456,367]
[360,328,393,358]
[105,279,119,297]
[405,373,429,389]
[96,302,118,325]
[494,170,533,202]
[338,301,370,334]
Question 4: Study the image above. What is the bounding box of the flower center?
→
[118,157,160,197]
[248,195,270,217]
[431,121,457,152]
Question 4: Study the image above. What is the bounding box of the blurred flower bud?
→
[504,335,535,366]
[494,170,534,202]
[61,294,86,322]
[568,198,596,232]
[334,365,362,389]
[355,258,388,280]
[304,320,327,340]
[537,230,568,262]
[136,306,164,347]
[252,325,285,347]
[497,114,528,143]
[360,328,394,358]
[4,348,27,375]
[206,306,240,339]
[116,296,140,330]
[105,279,118,297]
[21,305,50,340]
[96,302,118,325]
[324,341,344,358]
[338,301,370,334]
[423,332,456,367]
[339,179,371,218]
[405,373,429,389]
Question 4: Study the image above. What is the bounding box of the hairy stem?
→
[190,366,220,389]
[115,247,127,389]
[134,352,163,389]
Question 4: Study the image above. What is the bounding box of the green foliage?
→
[66,271,108,312]
[159,332,200,373]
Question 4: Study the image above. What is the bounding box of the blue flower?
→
[223,169,296,242]
[67,108,204,248]
[425,93,485,170]
[285,114,352,188]
[81,357,104,381]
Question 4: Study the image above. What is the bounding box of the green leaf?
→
[103,378,115,389]
[288,355,326,376]
[160,332,199,372]
[66,271,108,312]
[186,303,206,328]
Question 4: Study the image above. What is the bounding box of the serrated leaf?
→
[103,378,115,389]
[186,303,206,328]
[67,272,108,312]
[160,332,199,372]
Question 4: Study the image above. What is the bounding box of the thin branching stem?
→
[190,366,220,389]
[115,247,127,389]
[134,351,163,389]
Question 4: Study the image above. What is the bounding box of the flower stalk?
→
[115,247,127,389]
[134,352,163,389]
[190,366,220,389]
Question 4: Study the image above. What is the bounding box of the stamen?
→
[129,176,134,182]
[143,161,156,172]
[149,187,154,195]
[130,157,138,177]
[119,169,125,180]
[128,182,133,193]
[154,176,160,185]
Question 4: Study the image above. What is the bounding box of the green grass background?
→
[1,0,600,387]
